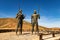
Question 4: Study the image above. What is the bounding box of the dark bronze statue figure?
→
[16,10,25,35]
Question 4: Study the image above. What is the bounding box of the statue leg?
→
[32,23,34,34]
[36,22,39,34]
[16,23,19,35]
[19,21,23,35]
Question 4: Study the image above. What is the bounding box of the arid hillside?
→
[0,18,47,31]
[0,18,60,31]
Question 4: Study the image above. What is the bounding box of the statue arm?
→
[38,14,40,19]
[16,13,19,19]
[22,14,25,19]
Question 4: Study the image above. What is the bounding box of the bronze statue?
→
[31,10,40,34]
[16,10,25,35]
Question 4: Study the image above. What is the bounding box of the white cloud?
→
[24,16,60,28]
[39,16,60,28]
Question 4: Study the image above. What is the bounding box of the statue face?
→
[34,11,37,14]
[34,10,37,14]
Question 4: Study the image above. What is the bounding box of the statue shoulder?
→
[37,14,40,16]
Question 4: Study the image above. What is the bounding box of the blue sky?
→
[0,0,60,28]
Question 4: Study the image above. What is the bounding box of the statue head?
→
[19,9,22,14]
[34,10,37,14]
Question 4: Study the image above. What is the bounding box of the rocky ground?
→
[0,32,60,40]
